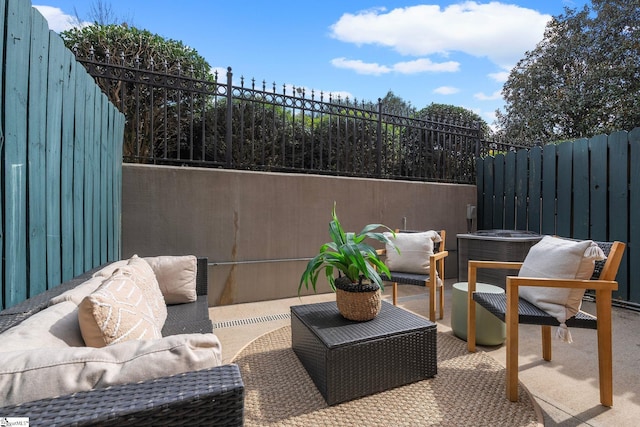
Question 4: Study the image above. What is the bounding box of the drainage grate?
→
[213,312,291,329]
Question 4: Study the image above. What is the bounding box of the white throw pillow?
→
[0,333,222,406]
[383,231,442,275]
[144,255,198,304]
[518,236,606,323]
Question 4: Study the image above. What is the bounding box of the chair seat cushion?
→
[473,292,597,329]
[517,236,605,323]
[383,231,441,274]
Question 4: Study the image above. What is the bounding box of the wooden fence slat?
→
[629,128,640,303]
[101,93,109,263]
[0,0,5,309]
[572,138,589,239]
[503,151,516,229]
[608,131,629,300]
[45,32,65,289]
[83,77,95,271]
[493,154,505,229]
[515,149,528,230]
[480,157,493,229]
[541,144,557,235]
[527,147,542,233]
[556,141,573,237]
[107,106,115,261]
[27,8,50,296]
[589,134,608,241]
[92,85,102,266]
[4,0,30,306]
[61,48,76,282]
[73,64,87,276]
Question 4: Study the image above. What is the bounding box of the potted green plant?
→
[299,203,398,321]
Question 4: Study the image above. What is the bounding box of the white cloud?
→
[331,56,459,75]
[474,90,502,101]
[331,57,391,75]
[489,70,510,83]
[330,2,550,69]
[33,5,89,32]
[433,86,460,95]
[393,58,460,73]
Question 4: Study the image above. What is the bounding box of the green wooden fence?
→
[1,0,125,310]
[477,128,640,306]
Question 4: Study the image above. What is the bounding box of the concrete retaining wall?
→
[122,164,476,306]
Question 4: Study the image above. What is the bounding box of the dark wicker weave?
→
[472,241,615,329]
[0,257,245,427]
[291,301,437,405]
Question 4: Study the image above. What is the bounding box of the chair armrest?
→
[1,364,244,426]
[467,260,523,294]
[430,250,449,261]
[506,277,618,292]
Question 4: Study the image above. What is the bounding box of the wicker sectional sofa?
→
[0,257,244,426]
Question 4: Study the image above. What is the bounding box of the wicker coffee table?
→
[291,300,437,405]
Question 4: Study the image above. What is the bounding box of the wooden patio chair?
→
[466,238,625,406]
[377,230,448,322]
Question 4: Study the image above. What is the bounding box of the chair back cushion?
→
[383,230,441,274]
[518,236,606,322]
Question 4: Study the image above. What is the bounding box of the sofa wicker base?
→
[291,301,437,405]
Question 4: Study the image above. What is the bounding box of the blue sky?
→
[34,1,589,128]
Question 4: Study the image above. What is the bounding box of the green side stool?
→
[451,282,506,346]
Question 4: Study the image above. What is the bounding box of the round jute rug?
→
[233,325,542,427]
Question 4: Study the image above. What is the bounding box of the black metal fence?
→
[75,51,515,184]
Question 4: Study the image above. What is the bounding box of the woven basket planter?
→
[334,276,382,321]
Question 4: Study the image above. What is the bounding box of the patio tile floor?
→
[210,280,640,427]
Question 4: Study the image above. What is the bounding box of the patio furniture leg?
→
[467,265,477,353]
[596,289,614,407]
[392,282,398,305]
[506,277,519,402]
[428,277,436,322]
[541,325,552,361]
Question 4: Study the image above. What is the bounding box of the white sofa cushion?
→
[48,276,104,306]
[79,272,163,347]
[91,260,128,279]
[144,255,198,304]
[1,301,84,351]
[518,236,606,323]
[0,333,222,406]
[383,230,441,274]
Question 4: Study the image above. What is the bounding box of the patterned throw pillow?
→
[383,231,442,274]
[119,255,168,327]
[79,272,163,347]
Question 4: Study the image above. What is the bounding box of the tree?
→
[62,24,213,159]
[416,103,489,138]
[74,0,132,26]
[495,0,640,145]
[380,90,413,114]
